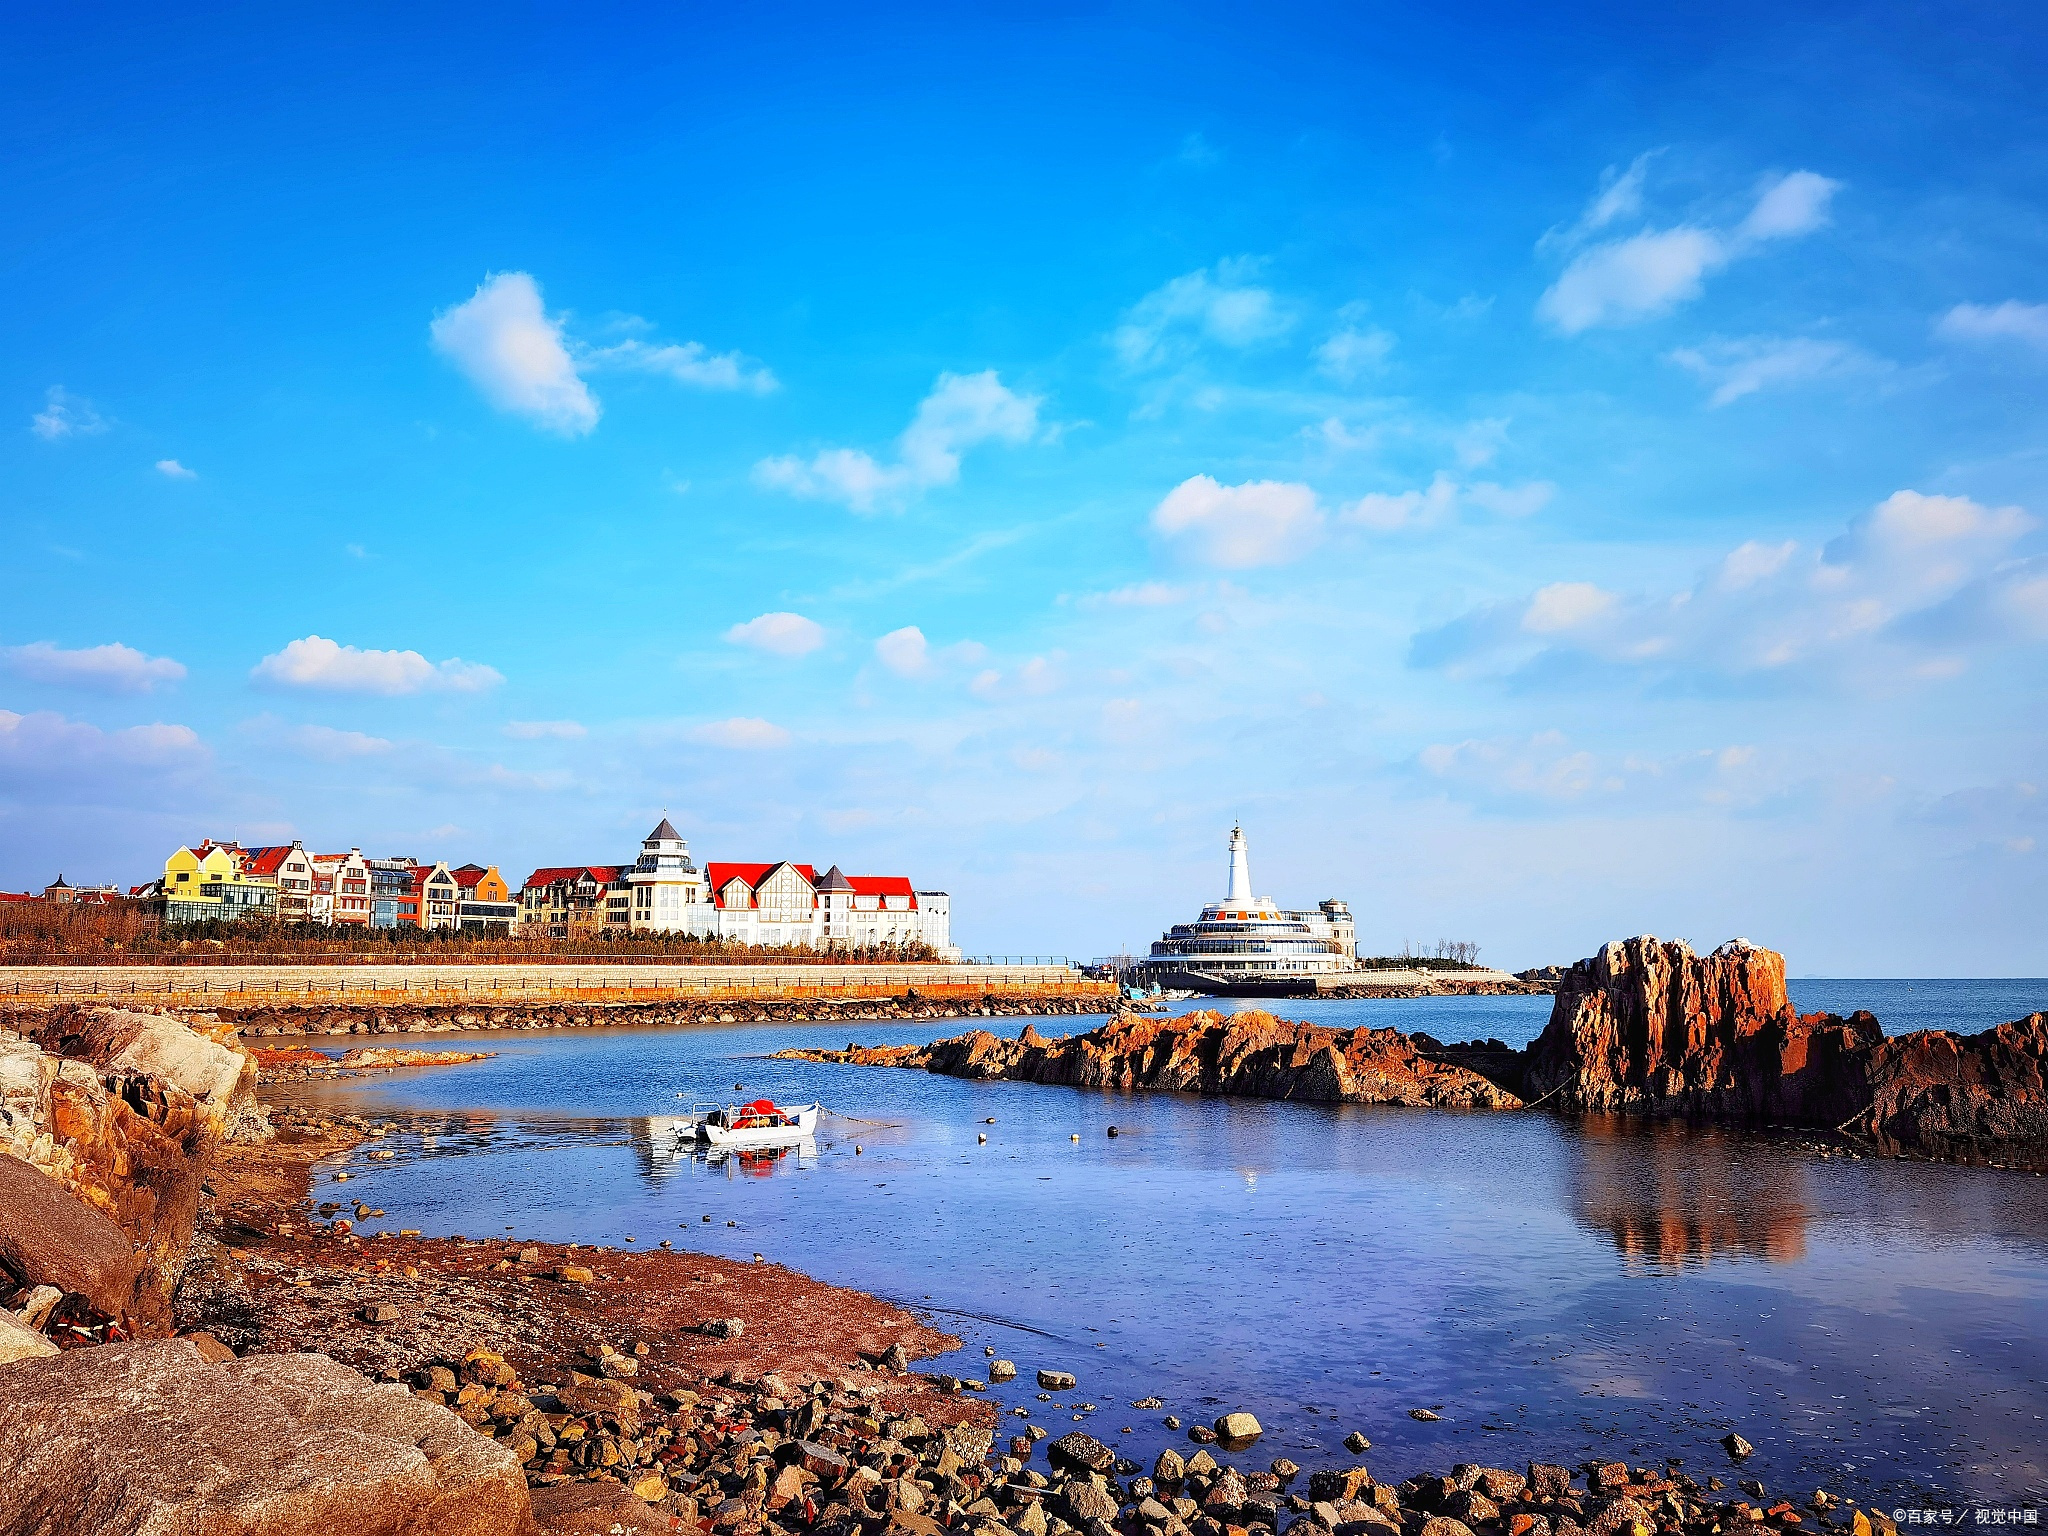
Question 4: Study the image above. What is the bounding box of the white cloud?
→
[1152,476,1325,568]
[1464,480,1556,518]
[874,627,931,677]
[30,386,106,441]
[287,724,395,760]
[1314,326,1395,382]
[688,717,791,749]
[1344,474,1460,532]
[1453,417,1510,468]
[755,371,1041,512]
[503,719,587,740]
[725,612,826,657]
[2,641,185,694]
[1312,417,1381,453]
[1076,581,1198,609]
[155,459,197,480]
[1537,168,1840,333]
[1539,151,1658,253]
[1420,730,1616,802]
[1669,336,1871,406]
[1937,301,2048,351]
[430,272,599,435]
[1341,474,1554,530]
[1539,227,1726,333]
[1115,261,1292,369]
[0,709,207,791]
[251,635,504,695]
[1521,581,1619,634]
[1735,170,1840,242]
[871,626,987,680]
[1411,488,2039,684]
[582,337,777,394]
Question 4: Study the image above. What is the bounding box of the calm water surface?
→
[281,984,2047,1507]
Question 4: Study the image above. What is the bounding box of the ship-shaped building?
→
[1131,825,1356,996]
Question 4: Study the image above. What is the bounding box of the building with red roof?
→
[517,865,624,938]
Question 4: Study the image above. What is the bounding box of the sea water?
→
[278,982,2048,1507]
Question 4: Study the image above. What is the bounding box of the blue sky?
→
[4,1,2045,973]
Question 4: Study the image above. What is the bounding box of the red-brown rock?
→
[1522,937,1877,1124]
[0,1150,148,1327]
[780,1010,1523,1109]
[1859,1012,2048,1169]
[0,1337,537,1536]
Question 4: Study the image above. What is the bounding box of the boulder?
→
[0,1338,536,1535]
[0,1151,147,1326]
[1216,1411,1263,1443]
[1037,1367,1077,1390]
[19,1005,264,1143]
[1048,1431,1116,1475]
[1059,1479,1120,1525]
[0,1307,56,1364]
[530,1476,676,1533]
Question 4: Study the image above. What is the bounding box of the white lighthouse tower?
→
[1225,823,1255,906]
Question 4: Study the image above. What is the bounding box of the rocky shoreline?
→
[0,986,2024,1532]
[777,937,2048,1171]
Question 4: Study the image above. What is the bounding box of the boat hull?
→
[1137,968,1321,998]
[698,1104,820,1148]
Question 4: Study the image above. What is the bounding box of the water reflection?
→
[1571,1115,1810,1270]
[626,1115,818,1181]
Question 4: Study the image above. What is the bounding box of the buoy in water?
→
[1071,1133,1080,1141]
[1107,1126,1118,1138]
[978,1134,987,1144]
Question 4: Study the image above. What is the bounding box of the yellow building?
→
[161,842,279,924]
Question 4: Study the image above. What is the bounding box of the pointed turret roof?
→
[815,864,855,892]
[647,817,684,843]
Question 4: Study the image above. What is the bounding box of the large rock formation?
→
[780,1009,1524,1109]
[1522,937,1878,1125]
[0,1006,266,1333]
[0,1337,537,1536]
[1523,936,2048,1169]
[1861,1011,2048,1166]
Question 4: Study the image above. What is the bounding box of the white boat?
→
[685,1099,820,1149]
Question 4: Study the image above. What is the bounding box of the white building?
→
[702,860,954,954]
[915,891,956,960]
[624,818,710,933]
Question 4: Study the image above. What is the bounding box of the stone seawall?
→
[32,990,1114,1042]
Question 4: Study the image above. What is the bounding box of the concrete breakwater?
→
[779,936,2048,1170]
